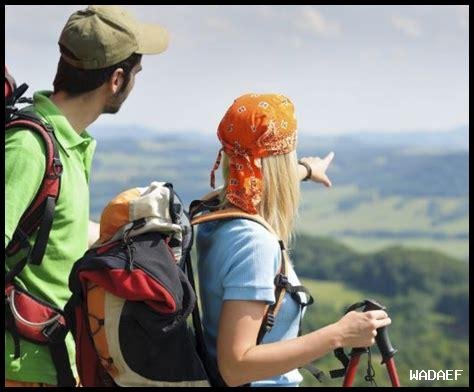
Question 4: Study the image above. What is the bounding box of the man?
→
[5,5,168,386]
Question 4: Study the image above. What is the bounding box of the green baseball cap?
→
[59,5,169,70]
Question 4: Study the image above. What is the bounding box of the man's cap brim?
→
[135,23,169,55]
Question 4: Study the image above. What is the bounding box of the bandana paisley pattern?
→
[210,93,297,214]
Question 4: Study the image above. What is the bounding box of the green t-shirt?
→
[5,91,96,384]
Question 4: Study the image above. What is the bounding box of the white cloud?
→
[298,6,341,37]
[391,15,422,38]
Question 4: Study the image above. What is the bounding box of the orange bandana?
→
[210,93,297,214]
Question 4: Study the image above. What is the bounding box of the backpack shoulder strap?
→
[191,207,275,234]
[191,206,290,344]
[5,113,63,282]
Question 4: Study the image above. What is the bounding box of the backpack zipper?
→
[122,237,135,271]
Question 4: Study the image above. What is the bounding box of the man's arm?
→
[5,130,46,249]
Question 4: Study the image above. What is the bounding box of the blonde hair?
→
[218,151,300,246]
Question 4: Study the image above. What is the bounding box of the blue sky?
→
[5,5,469,135]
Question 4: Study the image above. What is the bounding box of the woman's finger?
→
[322,175,332,187]
[323,151,335,166]
[374,317,392,329]
[316,174,332,187]
[366,310,389,320]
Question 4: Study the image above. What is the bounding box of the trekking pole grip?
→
[363,299,398,364]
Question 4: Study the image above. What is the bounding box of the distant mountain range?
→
[324,125,469,151]
[89,124,469,151]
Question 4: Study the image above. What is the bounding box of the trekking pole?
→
[364,299,400,387]
[342,347,366,387]
[340,299,400,387]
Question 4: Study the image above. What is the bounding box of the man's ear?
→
[109,68,125,95]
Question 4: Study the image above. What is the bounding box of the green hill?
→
[297,185,468,261]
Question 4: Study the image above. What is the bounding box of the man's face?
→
[103,61,142,114]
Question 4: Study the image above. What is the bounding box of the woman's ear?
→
[109,68,125,95]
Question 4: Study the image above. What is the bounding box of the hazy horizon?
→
[87,121,469,138]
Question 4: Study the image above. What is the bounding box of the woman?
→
[196,93,391,387]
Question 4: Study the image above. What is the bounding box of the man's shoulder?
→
[5,125,47,157]
[5,106,51,155]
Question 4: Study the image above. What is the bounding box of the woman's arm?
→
[217,299,390,387]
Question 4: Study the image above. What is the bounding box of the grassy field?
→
[334,236,469,262]
[297,186,469,261]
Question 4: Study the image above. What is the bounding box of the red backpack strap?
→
[5,112,63,283]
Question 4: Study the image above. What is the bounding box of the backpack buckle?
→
[265,312,275,331]
[275,274,289,288]
[14,229,31,252]
[6,228,32,260]
[49,158,63,179]
[42,320,67,343]
[17,97,33,105]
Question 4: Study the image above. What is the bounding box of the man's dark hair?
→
[53,47,142,96]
